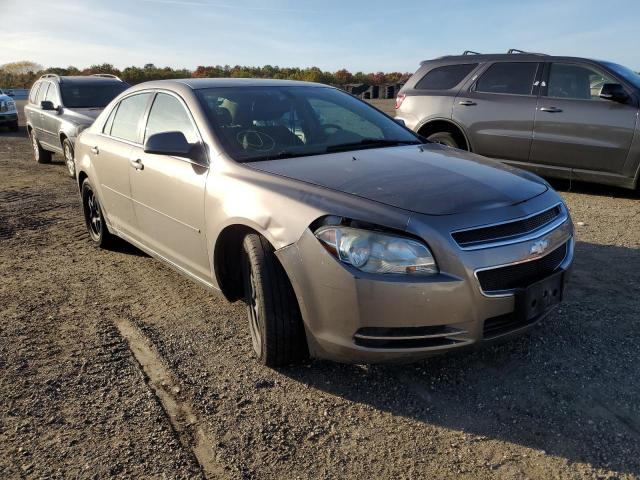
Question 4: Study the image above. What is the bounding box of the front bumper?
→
[277,197,574,364]
[0,113,18,124]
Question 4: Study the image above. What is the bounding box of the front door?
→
[530,62,638,175]
[453,61,542,162]
[128,92,210,282]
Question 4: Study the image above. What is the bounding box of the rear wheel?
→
[81,179,115,248]
[30,130,52,164]
[63,138,76,178]
[241,233,308,367]
[9,121,18,132]
[426,132,460,148]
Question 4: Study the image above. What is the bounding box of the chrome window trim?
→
[451,203,566,250]
[474,236,573,298]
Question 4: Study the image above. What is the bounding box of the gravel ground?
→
[1,117,639,479]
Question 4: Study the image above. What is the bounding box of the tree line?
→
[0,61,410,89]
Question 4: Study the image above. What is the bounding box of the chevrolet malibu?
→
[74,79,574,366]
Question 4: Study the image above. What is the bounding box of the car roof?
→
[37,74,125,85]
[131,78,329,90]
[421,53,601,65]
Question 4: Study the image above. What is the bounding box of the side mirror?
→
[144,131,207,164]
[599,83,628,103]
[394,118,406,127]
[41,100,56,111]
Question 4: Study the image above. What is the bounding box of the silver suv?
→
[24,74,129,177]
[395,50,640,190]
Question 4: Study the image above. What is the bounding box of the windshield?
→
[601,61,640,90]
[61,83,129,108]
[197,86,420,162]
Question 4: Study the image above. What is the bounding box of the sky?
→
[2,0,639,72]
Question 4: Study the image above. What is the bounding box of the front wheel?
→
[81,179,115,248]
[241,234,308,367]
[63,138,76,178]
[426,132,460,149]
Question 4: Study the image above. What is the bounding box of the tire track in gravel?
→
[113,317,227,479]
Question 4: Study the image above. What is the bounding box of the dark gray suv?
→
[25,74,129,177]
[396,50,640,190]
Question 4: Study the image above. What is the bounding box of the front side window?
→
[476,62,539,95]
[415,64,478,90]
[197,86,419,163]
[144,93,198,143]
[547,63,615,101]
[60,82,129,108]
[110,93,152,143]
[44,84,60,106]
[36,82,50,105]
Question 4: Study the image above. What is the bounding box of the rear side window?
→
[415,64,477,90]
[29,82,41,103]
[110,93,152,143]
[144,93,199,143]
[476,62,539,95]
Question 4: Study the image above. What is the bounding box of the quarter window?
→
[476,62,539,95]
[144,93,198,143]
[102,105,118,135]
[415,64,478,90]
[546,63,616,101]
[110,93,152,143]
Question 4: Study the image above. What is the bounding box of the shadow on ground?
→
[281,241,640,475]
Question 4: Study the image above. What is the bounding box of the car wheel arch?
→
[213,223,284,302]
[417,118,471,151]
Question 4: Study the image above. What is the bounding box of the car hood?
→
[249,144,548,216]
[65,107,104,124]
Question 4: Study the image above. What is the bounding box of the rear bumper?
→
[277,214,573,364]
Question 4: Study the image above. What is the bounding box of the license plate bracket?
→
[515,271,564,321]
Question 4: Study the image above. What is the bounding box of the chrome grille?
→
[452,205,562,248]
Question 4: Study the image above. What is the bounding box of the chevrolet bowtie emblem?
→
[530,239,550,256]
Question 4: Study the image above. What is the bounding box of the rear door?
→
[453,61,542,162]
[25,81,42,130]
[529,62,637,174]
[92,92,153,235]
[32,82,50,139]
[128,91,210,281]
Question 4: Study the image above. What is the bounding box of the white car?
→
[0,89,18,131]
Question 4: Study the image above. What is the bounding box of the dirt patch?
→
[1,126,639,479]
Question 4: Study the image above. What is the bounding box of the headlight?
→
[315,226,438,275]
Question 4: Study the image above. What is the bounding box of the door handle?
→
[539,106,563,113]
[129,158,144,171]
[458,100,476,106]
[90,146,99,154]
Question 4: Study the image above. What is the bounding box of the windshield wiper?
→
[325,138,420,153]
[239,149,326,163]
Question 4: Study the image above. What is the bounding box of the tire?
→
[81,179,115,248]
[9,121,18,132]
[426,132,460,149]
[62,138,76,178]
[29,129,52,163]
[241,233,308,367]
